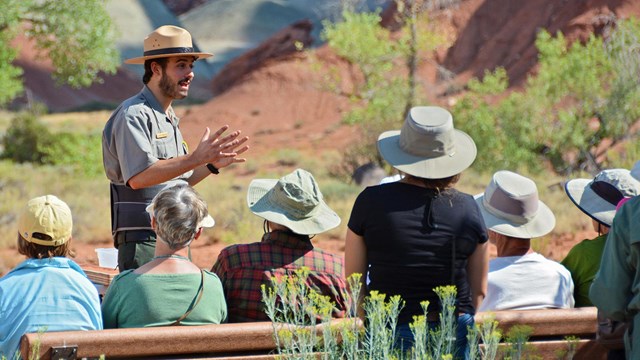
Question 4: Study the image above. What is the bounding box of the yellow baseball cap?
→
[18,195,72,246]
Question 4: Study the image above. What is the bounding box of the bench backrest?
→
[21,308,606,359]
[476,306,598,338]
[21,319,356,360]
[477,307,606,360]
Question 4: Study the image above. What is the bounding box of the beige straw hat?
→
[125,25,213,64]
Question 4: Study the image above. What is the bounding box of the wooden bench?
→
[20,319,358,360]
[476,307,607,359]
[21,308,607,360]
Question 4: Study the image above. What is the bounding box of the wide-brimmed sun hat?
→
[246,169,341,235]
[125,25,213,64]
[377,106,476,179]
[18,195,73,246]
[565,168,640,226]
[475,170,556,238]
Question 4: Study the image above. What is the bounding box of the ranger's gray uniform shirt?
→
[103,86,192,236]
[102,86,192,187]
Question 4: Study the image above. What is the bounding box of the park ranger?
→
[102,25,248,271]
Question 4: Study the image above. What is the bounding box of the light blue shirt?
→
[0,257,102,358]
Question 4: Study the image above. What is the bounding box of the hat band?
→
[144,47,196,57]
[483,184,539,225]
[590,180,624,206]
[483,196,535,225]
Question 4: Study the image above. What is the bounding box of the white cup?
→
[95,248,118,269]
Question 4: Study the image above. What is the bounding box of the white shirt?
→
[479,252,575,312]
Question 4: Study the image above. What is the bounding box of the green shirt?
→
[102,270,227,328]
[561,234,607,307]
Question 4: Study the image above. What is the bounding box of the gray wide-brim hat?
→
[475,170,556,238]
[377,106,477,179]
[565,168,640,226]
[247,169,341,235]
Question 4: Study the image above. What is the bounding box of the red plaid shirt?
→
[212,231,347,322]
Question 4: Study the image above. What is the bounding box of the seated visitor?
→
[101,185,227,328]
[212,168,347,322]
[0,195,102,358]
[590,164,640,360]
[475,170,574,311]
[562,168,640,307]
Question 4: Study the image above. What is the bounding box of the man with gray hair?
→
[101,184,227,328]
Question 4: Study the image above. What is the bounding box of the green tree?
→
[321,2,445,178]
[0,0,120,106]
[453,18,640,175]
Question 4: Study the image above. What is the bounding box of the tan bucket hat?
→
[565,169,640,226]
[125,25,213,64]
[475,170,556,238]
[246,169,341,235]
[377,106,476,179]
[18,195,73,246]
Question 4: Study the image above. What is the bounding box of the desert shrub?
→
[503,325,537,359]
[453,17,640,175]
[1,112,103,175]
[1,112,52,164]
[262,270,498,359]
[321,5,445,178]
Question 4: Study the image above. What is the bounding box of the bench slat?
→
[476,307,598,337]
[20,308,606,359]
[21,319,357,360]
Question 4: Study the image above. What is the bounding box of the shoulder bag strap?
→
[170,269,205,326]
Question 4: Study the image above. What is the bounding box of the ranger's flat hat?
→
[125,25,213,64]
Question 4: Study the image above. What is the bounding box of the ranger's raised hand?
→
[193,125,250,169]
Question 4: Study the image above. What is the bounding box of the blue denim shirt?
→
[0,257,102,358]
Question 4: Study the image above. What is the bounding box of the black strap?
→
[451,236,456,285]
[170,270,205,326]
[110,183,165,235]
[590,181,624,206]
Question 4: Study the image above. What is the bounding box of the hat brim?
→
[124,52,213,64]
[565,178,616,226]
[377,129,477,179]
[246,179,341,235]
[474,193,556,238]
